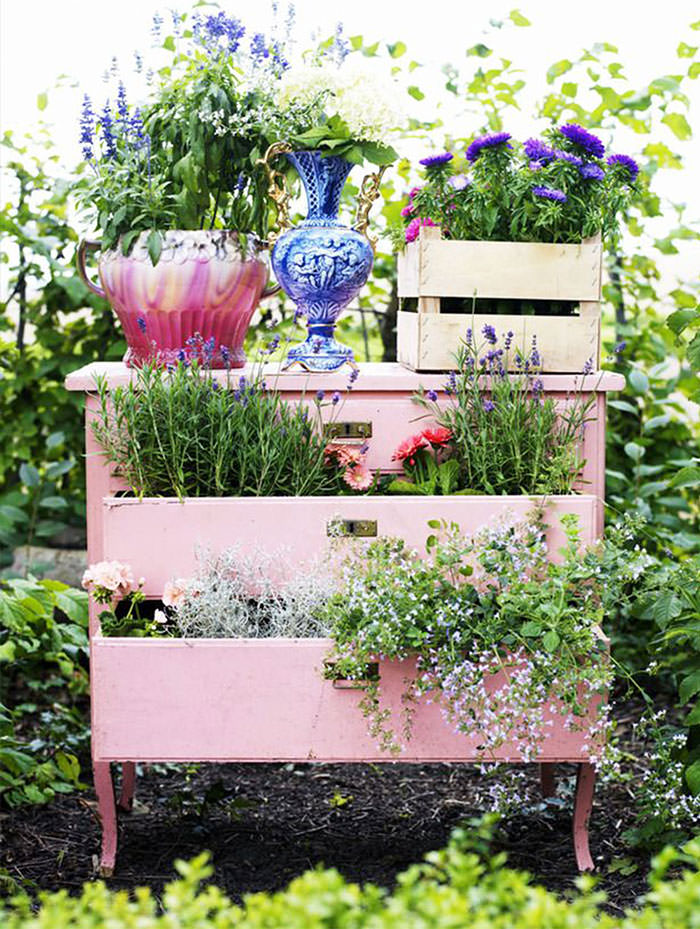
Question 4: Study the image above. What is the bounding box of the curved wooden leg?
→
[94,761,117,877]
[573,762,596,871]
[118,762,137,812]
[540,763,556,798]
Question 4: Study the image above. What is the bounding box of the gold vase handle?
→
[76,239,107,297]
[354,165,388,254]
[257,142,293,247]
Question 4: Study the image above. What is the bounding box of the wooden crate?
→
[397,227,602,373]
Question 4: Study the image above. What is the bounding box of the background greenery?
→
[0,2,699,894]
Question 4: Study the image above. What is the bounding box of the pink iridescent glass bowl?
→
[77,230,278,368]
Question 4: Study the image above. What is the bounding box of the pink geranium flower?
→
[163,578,189,608]
[82,560,135,600]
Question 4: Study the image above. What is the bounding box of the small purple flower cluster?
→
[532,185,567,203]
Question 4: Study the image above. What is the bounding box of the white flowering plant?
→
[274,58,400,166]
[319,514,647,767]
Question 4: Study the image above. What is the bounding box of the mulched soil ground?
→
[1,700,653,914]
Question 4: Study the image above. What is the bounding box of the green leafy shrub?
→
[5,826,700,927]
[0,577,89,807]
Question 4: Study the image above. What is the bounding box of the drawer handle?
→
[325,661,379,689]
[327,518,377,538]
[324,421,373,439]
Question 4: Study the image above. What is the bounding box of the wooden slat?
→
[398,311,600,373]
[397,235,602,301]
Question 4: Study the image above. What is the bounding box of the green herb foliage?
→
[92,361,347,499]
[413,329,596,495]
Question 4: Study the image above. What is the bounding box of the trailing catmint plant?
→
[412,326,597,495]
[392,123,639,249]
[319,513,616,764]
[91,358,366,499]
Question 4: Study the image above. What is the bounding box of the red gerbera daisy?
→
[392,433,430,462]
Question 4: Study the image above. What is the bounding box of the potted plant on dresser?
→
[75,10,290,369]
[393,126,639,373]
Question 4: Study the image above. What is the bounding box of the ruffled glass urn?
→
[264,146,385,372]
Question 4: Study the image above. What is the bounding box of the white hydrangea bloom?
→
[276,65,339,110]
[276,59,401,143]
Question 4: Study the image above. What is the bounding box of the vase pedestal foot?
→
[283,330,356,373]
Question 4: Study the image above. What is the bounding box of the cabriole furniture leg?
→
[93,761,118,877]
[573,762,596,871]
[118,762,137,812]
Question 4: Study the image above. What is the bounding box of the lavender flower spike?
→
[79,94,94,162]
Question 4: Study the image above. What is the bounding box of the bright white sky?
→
[1,0,698,287]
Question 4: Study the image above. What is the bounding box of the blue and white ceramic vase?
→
[272,150,374,372]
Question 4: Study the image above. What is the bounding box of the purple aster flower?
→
[607,153,639,183]
[483,399,496,413]
[482,324,497,345]
[466,132,512,162]
[532,185,567,203]
[523,139,555,164]
[316,389,325,402]
[448,173,471,191]
[79,94,94,162]
[580,163,605,181]
[426,389,438,402]
[400,203,415,217]
[136,316,147,334]
[558,123,605,159]
[553,149,583,167]
[419,151,454,167]
[405,216,437,243]
[408,186,422,201]
[332,391,341,405]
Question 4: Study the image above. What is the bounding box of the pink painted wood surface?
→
[93,761,117,877]
[84,389,608,499]
[65,361,625,395]
[573,762,596,871]
[101,494,599,596]
[91,638,601,764]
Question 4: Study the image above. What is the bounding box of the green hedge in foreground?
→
[3,827,700,928]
